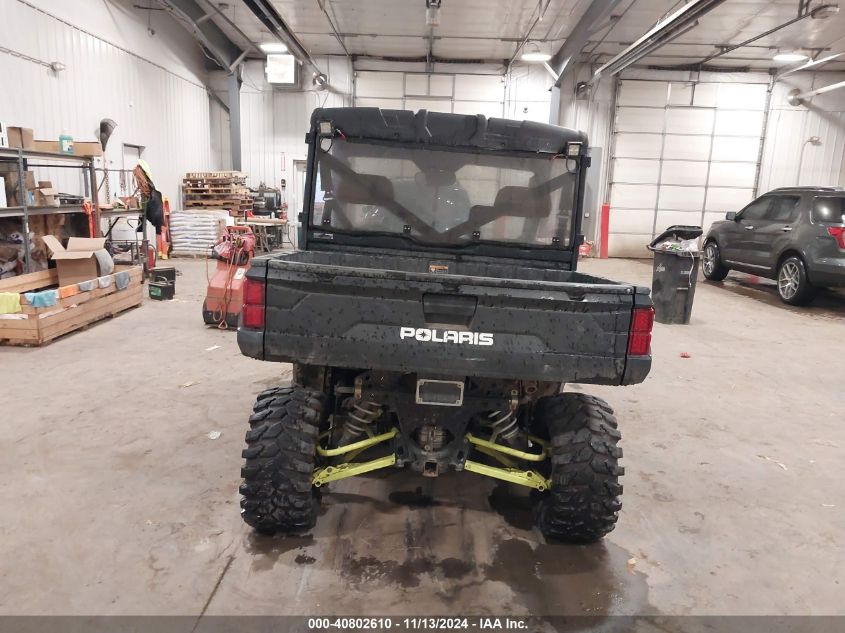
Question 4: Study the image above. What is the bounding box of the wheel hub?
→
[778,262,800,299]
[703,245,716,275]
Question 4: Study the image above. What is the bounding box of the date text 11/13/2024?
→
[307,617,529,630]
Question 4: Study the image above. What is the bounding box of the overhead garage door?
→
[354,71,504,117]
[608,79,769,257]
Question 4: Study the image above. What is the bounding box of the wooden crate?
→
[0,266,144,346]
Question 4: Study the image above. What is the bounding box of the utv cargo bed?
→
[238,250,651,385]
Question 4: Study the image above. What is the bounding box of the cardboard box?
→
[34,185,58,207]
[73,141,103,157]
[32,140,60,153]
[7,127,34,150]
[1,169,36,190]
[42,236,109,287]
[4,170,37,206]
[7,191,31,207]
[32,139,103,156]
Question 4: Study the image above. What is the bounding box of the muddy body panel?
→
[238,250,651,386]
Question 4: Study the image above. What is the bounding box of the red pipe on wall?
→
[600,203,610,259]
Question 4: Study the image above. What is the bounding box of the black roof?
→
[311,107,587,155]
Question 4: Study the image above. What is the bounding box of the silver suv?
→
[702,187,845,305]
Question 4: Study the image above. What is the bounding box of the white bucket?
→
[101,215,155,244]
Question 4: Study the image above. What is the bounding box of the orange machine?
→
[202,225,256,328]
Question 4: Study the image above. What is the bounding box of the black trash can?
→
[648,225,702,325]
[651,250,700,324]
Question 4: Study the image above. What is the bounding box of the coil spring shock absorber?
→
[487,409,519,442]
[339,399,382,445]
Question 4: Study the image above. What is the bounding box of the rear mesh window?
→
[813,197,845,224]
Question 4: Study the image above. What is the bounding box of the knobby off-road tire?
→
[532,393,623,543]
[239,386,327,534]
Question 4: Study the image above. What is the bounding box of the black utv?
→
[236,108,654,543]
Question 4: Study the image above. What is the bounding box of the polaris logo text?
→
[399,327,494,346]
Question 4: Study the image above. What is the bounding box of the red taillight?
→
[242,278,265,329]
[628,306,654,356]
[243,277,265,305]
[827,226,845,248]
[242,305,265,329]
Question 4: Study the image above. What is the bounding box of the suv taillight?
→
[628,306,655,356]
[242,277,265,329]
[827,226,845,249]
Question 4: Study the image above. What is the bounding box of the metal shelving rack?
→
[0,147,100,273]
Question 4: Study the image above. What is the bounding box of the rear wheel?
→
[702,240,729,281]
[239,386,327,534]
[777,256,817,306]
[531,393,623,544]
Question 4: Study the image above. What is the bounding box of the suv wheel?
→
[777,256,817,306]
[702,241,729,281]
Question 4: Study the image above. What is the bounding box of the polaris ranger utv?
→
[237,108,653,543]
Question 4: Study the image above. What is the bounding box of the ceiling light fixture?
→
[773,51,809,62]
[593,0,725,80]
[521,42,552,62]
[777,52,844,78]
[260,42,288,54]
[426,0,441,26]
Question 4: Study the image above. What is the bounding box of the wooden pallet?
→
[185,194,251,200]
[182,167,252,218]
[184,171,247,180]
[0,266,144,346]
[185,202,251,209]
[183,188,248,194]
[183,179,247,185]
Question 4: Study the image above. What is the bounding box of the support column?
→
[548,85,561,126]
[228,68,242,172]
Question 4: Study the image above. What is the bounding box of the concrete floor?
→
[1,257,843,618]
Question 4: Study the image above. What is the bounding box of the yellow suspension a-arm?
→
[313,454,396,487]
[465,432,548,461]
[463,460,550,491]
[464,433,550,491]
[312,427,399,487]
[311,427,551,491]
[316,427,398,457]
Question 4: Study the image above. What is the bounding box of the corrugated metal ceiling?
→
[207,0,845,71]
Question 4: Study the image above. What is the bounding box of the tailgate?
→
[240,259,641,385]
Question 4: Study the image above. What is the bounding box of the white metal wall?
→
[504,65,553,123]
[354,71,506,117]
[607,77,769,257]
[0,0,218,206]
[237,60,557,223]
[239,57,352,190]
[759,72,845,191]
